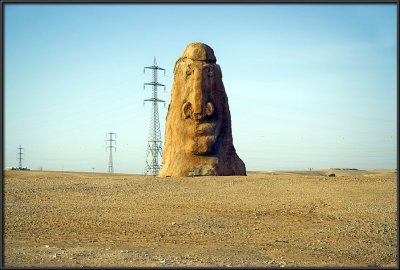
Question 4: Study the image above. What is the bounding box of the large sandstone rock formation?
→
[159,42,246,177]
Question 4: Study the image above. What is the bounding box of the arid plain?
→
[3,169,397,267]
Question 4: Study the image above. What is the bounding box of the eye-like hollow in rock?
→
[182,102,193,119]
[205,102,214,116]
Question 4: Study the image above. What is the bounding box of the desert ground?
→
[3,169,398,267]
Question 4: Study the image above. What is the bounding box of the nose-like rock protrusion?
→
[192,90,203,116]
[193,113,203,120]
[182,101,215,120]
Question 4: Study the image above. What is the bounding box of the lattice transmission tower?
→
[106,132,116,173]
[17,145,24,169]
[143,57,166,176]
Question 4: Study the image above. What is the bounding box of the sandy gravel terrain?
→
[3,169,397,267]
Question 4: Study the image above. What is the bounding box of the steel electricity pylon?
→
[143,57,166,176]
[17,145,24,169]
[106,132,116,173]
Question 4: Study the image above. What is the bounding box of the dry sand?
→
[3,169,398,267]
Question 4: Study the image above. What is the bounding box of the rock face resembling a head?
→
[158,42,246,177]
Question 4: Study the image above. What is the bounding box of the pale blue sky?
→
[4,4,397,173]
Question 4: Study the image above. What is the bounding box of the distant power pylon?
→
[143,57,166,176]
[17,145,24,169]
[106,132,116,173]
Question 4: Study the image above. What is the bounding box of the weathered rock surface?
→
[159,42,246,176]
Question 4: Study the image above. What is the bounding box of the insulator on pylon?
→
[164,70,166,76]
[143,68,145,74]
[164,86,166,92]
